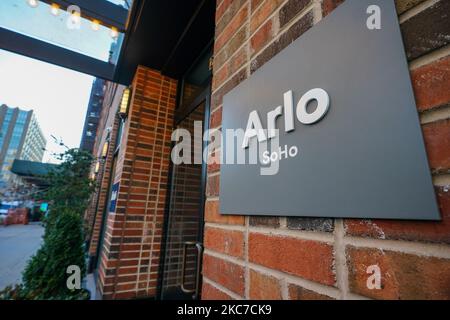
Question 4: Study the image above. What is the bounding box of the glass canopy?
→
[0,0,125,63]
[0,0,133,80]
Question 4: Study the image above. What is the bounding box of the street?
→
[0,224,44,290]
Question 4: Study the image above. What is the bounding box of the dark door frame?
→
[157,83,211,300]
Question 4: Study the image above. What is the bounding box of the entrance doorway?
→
[160,47,212,300]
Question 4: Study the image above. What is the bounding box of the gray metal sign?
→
[219,0,440,220]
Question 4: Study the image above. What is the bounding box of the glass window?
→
[181,47,213,108]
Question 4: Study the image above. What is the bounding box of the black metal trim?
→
[161,0,208,73]
[157,81,211,300]
[175,84,212,125]
[0,27,116,80]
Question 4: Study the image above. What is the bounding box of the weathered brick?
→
[210,107,223,129]
[249,233,335,286]
[202,282,234,300]
[287,218,334,233]
[322,0,345,17]
[249,269,282,300]
[395,0,426,15]
[213,46,247,91]
[279,0,311,28]
[215,5,248,52]
[249,216,280,228]
[203,254,245,296]
[204,226,245,258]
[422,119,450,173]
[347,246,450,299]
[204,200,245,225]
[345,186,450,244]
[251,19,274,56]
[212,68,247,109]
[206,174,220,197]
[214,27,248,71]
[288,284,334,300]
[400,0,450,60]
[251,11,313,73]
[216,0,247,39]
[411,55,450,112]
[250,0,284,33]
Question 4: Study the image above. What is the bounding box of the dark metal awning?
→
[114,0,216,84]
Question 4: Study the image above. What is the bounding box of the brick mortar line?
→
[248,264,340,300]
[205,221,336,243]
[244,216,250,298]
[409,44,450,70]
[433,174,450,187]
[212,2,316,96]
[248,0,290,38]
[333,219,349,300]
[214,22,248,71]
[214,0,240,31]
[420,104,450,124]
[398,0,441,24]
[216,4,250,54]
[248,2,316,59]
[208,170,221,178]
[343,236,450,259]
[249,225,335,243]
[202,276,244,300]
[204,248,340,299]
[205,222,246,231]
[312,0,323,24]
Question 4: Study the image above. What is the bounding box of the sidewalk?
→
[0,223,44,290]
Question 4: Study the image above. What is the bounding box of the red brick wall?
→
[96,67,178,299]
[203,0,450,300]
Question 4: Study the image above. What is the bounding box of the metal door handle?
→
[181,241,203,298]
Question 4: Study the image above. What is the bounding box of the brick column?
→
[97,67,177,299]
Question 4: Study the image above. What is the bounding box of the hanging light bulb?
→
[50,3,60,16]
[91,20,100,31]
[110,27,119,39]
[27,0,39,8]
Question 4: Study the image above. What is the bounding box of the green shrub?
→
[21,209,88,300]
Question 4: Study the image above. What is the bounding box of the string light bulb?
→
[91,20,100,31]
[110,27,119,39]
[50,3,60,16]
[27,0,39,8]
[70,11,81,24]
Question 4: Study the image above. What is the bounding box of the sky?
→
[0,49,94,163]
[0,0,130,163]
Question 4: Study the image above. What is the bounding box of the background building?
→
[79,79,106,153]
[0,104,46,186]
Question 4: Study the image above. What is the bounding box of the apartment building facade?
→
[80,78,106,153]
[79,0,450,300]
[0,104,46,186]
